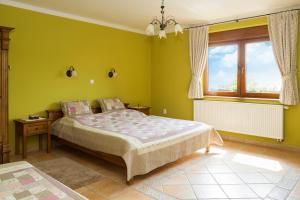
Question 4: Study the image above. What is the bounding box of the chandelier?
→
[146,0,183,39]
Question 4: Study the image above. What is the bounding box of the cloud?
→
[209,45,237,55]
[215,70,225,78]
[246,41,277,66]
[222,51,237,68]
[209,45,238,68]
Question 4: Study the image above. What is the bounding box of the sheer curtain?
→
[188,26,209,99]
[268,11,299,105]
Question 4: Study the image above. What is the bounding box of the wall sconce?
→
[66,66,77,77]
[108,68,117,78]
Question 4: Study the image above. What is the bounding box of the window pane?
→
[246,41,281,93]
[208,44,238,92]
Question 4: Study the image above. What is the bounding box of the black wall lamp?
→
[108,68,118,78]
[66,66,77,77]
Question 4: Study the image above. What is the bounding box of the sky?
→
[208,41,281,93]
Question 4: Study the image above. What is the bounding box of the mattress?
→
[52,109,223,180]
[0,161,87,200]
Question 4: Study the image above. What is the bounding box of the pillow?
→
[97,98,125,112]
[61,100,92,116]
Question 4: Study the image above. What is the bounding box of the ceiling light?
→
[146,0,183,39]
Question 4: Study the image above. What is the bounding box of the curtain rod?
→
[186,8,300,30]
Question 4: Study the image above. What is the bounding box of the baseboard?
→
[222,135,300,153]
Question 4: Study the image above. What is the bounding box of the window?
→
[204,26,281,99]
[245,41,281,94]
[208,44,238,93]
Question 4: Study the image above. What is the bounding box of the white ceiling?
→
[1,0,300,34]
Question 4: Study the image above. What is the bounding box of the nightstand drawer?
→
[26,124,48,135]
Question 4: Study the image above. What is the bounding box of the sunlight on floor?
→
[197,146,227,154]
[210,147,228,157]
[233,153,283,172]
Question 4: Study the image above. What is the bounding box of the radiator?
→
[194,100,284,140]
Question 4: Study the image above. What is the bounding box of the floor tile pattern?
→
[135,148,300,200]
[11,141,300,200]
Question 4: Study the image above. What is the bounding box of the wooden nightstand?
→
[14,119,51,158]
[128,106,151,115]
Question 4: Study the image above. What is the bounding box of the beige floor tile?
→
[237,172,270,183]
[289,181,300,198]
[87,178,128,198]
[151,184,163,192]
[193,185,227,199]
[212,173,243,184]
[110,189,153,200]
[221,185,257,198]
[260,171,285,183]
[186,173,217,184]
[163,185,196,200]
[248,184,275,198]
[161,173,190,185]
[205,158,225,165]
[184,163,209,173]
[226,163,258,173]
[232,199,261,200]
[277,177,298,190]
[207,164,232,173]
[268,186,290,200]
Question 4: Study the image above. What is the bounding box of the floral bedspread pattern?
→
[71,109,205,143]
[0,162,86,200]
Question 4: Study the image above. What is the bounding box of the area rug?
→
[34,157,103,189]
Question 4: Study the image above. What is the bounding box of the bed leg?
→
[205,145,210,153]
[126,178,134,185]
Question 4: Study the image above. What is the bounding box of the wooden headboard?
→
[46,107,102,123]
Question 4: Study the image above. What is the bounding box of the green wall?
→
[1,3,300,152]
[0,5,151,151]
[151,16,300,148]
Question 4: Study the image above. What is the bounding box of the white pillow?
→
[97,98,125,112]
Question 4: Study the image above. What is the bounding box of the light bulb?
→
[71,70,77,77]
[146,24,155,35]
[175,23,183,35]
[159,30,166,39]
[113,71,118,77]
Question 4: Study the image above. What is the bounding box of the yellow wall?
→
[151,16,300,148]
[0,5,151,151]
[1,3,300,151]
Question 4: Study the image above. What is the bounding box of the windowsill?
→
[202,95,281,105]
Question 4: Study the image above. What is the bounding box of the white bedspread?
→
[51,109,223,181]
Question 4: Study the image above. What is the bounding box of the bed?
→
[0,161,87,200]
[47,108,223,183]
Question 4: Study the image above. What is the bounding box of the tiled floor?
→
[12,141,300,200]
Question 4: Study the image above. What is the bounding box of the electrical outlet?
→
[162,108,167,115]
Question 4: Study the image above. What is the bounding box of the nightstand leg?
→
[39,135,43,151]
[47,134,51,153]
[22,135,27,158]
[15,131,20,155]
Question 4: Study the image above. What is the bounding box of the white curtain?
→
[188,26,209,99]
[268,11,299,105]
